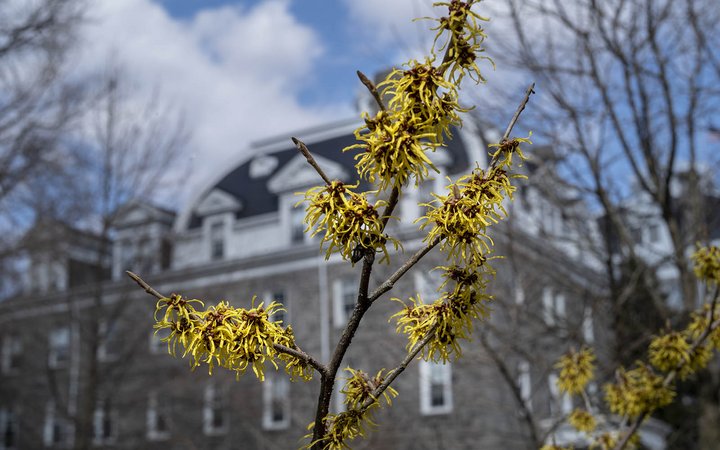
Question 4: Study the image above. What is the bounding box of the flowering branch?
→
[126,271,326,375]
[292,137,332,186]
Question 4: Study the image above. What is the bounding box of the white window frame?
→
[92,398,116,445]
[514,285,526,305]
[419,361,453,415]
[0,407,17,450]
[208,219,225,261]
[146,391,170,441]
[266,290,287,326]
[332,375,347,414]
[332,277,356,328]
[290,205,306,244]
[548,373,573,416]
[517,360,532,412]
[203,383,227,436]
[414,271,442,304]
[1,335,22,375]
[542,287,566,326]
[148,330,167,355]
[43,402,73,448]
[48,327,70,369]
[97,320,119,362]
[262,373,290,430]
[582,306,595,344]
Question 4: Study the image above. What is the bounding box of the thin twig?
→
[502,83,536,140]
[360,323,439,413]
[369,237,441,304]
[292,137,332,185]
[127,270,163,299]
[357,70,386,111]
[126,271,326,374]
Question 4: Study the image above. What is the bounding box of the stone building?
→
[0,118,631,450]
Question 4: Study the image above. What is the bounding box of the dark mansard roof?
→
[185,120,472,230]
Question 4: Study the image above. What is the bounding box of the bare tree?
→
[487,0,720,447]
[0,0,87,295]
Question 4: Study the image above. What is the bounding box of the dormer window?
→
[290,206,305,244]
[210,221,224,261]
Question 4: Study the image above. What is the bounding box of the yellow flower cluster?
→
[154,294,312,382]
[301,180,398,263]
[340,368,398,410]
[686,303,720,349]
[692,244,720,284]
[555,347,596,395]
[419,139,528,264]
[604,364,674,418]
[392,263,492,362]
[539,445,572,450]
[568,408,596,433]
[345,1,490,191]
[648,331,691,373]
[429,0,491,83]
[309,369,397,450]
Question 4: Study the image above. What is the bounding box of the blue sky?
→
[68,0,515,203]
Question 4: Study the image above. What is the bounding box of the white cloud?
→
[70,0,350,205]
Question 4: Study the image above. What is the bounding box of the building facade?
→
[0,119,627,449]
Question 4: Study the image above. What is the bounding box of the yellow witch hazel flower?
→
[153,294,312,382]
[604,364,675,418]
[692,244,720,284]
[427,0,492,83]
[305,368,397,450]
[392,261,492,362]
[555,347,595,395]
[341,368,398,410]
[301,180,399,263]
[648,331,691,374]
[345,0,492,192]
[419,142,528,264]
[568,408,596,433]
[686,303,720,350]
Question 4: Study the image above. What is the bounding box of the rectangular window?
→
[92,398,115,445]
[43,402,72,448]
[148,331,167,355]
[517,360,532,412]
[414,271,442,304]
[0,407,17,450]
[583,306,595,344]
[419,361,452,415]
[266,291,287,326]
[514,285,525,305]
[290,206,306,243]
[119,240,135,272]
[1,336,22,374]
[146,392,170,441]
[548,374,573,416]
[542,287,566,326]
[48,327,70,369]
[203,384,227,435]
[97,320,119,362]
[210,221,225,261]
[262,373,290,430]
[333,277,356,328]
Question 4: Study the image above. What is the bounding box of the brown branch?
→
[292,137,332,185]
[369,237,441,304]
[357,71,386,112]
[359,323,439,413]
[503,83,536,141]
[126,270,163,300]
